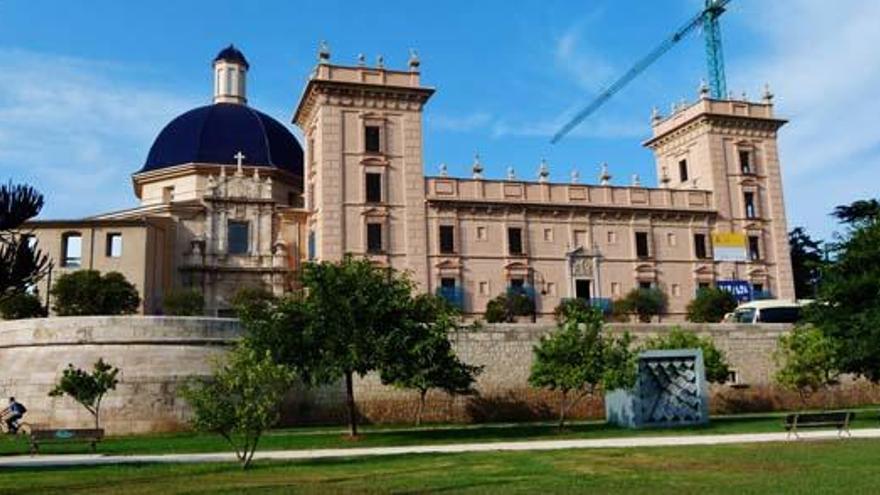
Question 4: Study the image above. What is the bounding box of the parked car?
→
[724,299,810,324]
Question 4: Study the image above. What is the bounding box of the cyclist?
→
[4,397,26,434]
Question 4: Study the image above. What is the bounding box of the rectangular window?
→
[543,227,553,242]
[679,159,689,182]
[748,235,761,260]
[365,173,382,203]
[510,278,525,290]
[507,227,523,255]
[611,282,621,296]
[162,186,175,204]
[479,281,490,296]
[307,231,316,260]
[365,125,381,153]
[476,226,487,241]
[574,230,587,248]
[441,277,456,289]
[106,233,123,258]
[744,192,757,218]
[635,231,650,259]
[367,223,383,253]
[62,233,82,267]
[607,231,617,244]
[228,221,249,255]
[694,233,708,259]
[698,282,711,291]
[739,150,752,174]
[639,281,653,290]
[439,225,455,254]
[667,232,677,246]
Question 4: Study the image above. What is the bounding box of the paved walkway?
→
[3,428,880,468]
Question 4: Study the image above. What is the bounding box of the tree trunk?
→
[558,390,568,430]
[416,389,427,427]
[345,371,359,437]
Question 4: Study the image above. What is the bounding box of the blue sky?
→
[1,0,878,240]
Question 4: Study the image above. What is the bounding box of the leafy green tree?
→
[51,270,140,315]
[774,326,839,406]
[528,304,636,428]
[380,294,482,425]
[807,198,880,381]
[181,344,293,468]
[642,327,731,384]
[48,358,120,429]
[685,288,737,323]
[484,292,534,323]
[162,288,204,316]
[789,227,824,300]
[230,286,277,314]
[0,182,51,303]
[0,291,46,319]
[617,288,668,323]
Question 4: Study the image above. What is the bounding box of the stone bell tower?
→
[644,85,795,300]
[293,44,435,287]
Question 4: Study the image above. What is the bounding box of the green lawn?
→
[1,408,878,457]
[4,439,880,494]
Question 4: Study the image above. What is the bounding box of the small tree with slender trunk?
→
[181,344,293,469]
[380,294,482,425]
[48,359,119,430]
[774,325,839,408]
[529,305,637,428]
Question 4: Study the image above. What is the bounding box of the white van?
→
[727,299,808,324]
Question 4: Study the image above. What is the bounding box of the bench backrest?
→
[784,411,854,426]
[31,428,104,441]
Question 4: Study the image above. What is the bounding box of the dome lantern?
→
[213,45,249,105]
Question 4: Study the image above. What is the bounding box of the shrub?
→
[162,289,204,316]
[230,286,277,315]
[642,327,731,383]
[618,288,668,323]
[0,291,46,319]
[774,325,839,406]
[484,292,535,323]
[686,288,738,323]
[553,298,592,324]
[51,270,140,316]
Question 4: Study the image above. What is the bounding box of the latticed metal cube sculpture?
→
[605,349,709,429]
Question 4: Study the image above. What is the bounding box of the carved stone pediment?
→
[572,257,594,278]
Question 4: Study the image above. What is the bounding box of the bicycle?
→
[0,407,31,436]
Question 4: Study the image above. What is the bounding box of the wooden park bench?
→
[783,411,854,439]
[29,428,104,455]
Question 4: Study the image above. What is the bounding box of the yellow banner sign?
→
[712,232,748,262]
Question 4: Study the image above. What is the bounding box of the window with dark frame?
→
[106,233,123,258]
[510,278,525,289]
[365,125,381,153]
[365,173,382,203]
[739,150,752,174]
[744,192,757,218]
[748,235,761,260]
[441,277,456,289]
[507,227,523,255]
[678,159,689,182]
[694,233,708,259]
[439,225,455,254]
[698,282,711,290]
[635,231,650,258]
[367,223,383,253]
[61,232,82,267]
[228,221,249,255]
[639,281,653,290]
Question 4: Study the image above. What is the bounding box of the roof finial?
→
[699,79,710,99]
[570,169,580,184]
[438,163,448,177]
[234,151,246,175]
[651,106,663,123]
[506,166,517,181]
[472,153,484,179]
[538,158,550,183]
[408,49,420,71]
[318,40,330,64]
[357,53,366,67]
[631,173,641,187]
[762,83,774,103]
[376,55,385,69]
[599,162,611,185]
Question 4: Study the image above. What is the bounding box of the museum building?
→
[24,45,795,320]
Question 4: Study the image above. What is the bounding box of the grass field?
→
[3,439,880,494]
[1,409,878,456]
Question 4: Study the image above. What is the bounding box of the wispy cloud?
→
[426,112,493,132]
[553,16,616,94]
[732,0,880,237]
[0,49,199,219]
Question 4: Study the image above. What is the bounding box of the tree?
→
[774,326,839,406]
[528,304,636,428]
[617,288,668,323]
[51,270,140,315]
[162,288,204,316]
[0,182,51,303]
[685,288,737,323]
[789,227,824,300]
[230,286,277,314]
[642,327,731,384]
[484,292,534,323]
[181,344,293,469]
[807,198,880,381]
[48,358,120,430]
[0,291,46,319]
[380,294,482,425]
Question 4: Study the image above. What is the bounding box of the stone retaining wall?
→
[2,316,878,434]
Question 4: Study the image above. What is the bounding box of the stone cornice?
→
[293,79,435,128]
[644,112,787,149]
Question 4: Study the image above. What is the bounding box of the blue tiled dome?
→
[140,103,304,180]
